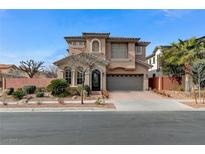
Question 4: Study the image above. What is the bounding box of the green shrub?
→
[172,85,184,91]
[17,88,22,91]
[84,85,91,96]
[23,85,36,94]
[95,97,105,105]
[36,92,44,97]
[36,87,46,93]
[6,88,14,95]
[83,90,88,97]
[76,85,91,96]
[76,85,83,95]
[12,89,26,100]
[47,79,69,97]
[66,87,79,96]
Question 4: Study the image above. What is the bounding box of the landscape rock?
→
[18,99,28,104]
[72,96,77,100]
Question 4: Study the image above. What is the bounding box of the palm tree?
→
[161,37,205,91]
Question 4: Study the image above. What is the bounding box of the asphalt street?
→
[1,111,205,144]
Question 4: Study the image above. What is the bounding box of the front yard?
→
[0,79,115,111]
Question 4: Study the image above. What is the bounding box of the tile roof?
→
[0,64,16,69]
[82,32,110,36]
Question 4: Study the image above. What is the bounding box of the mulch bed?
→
[182,102,205,108]
[0,103,116,109]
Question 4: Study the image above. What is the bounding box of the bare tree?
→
[19,60,44,78]
[69,53,107,104]
[44,65,58,78]
[192,60,205,103]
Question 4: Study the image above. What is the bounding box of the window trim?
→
[91,39,101,53]
[69,41,85,48]
[153,56,155,64]
[111,43,128,59]
[76,67,83,85]
[64,67,72,84]
[135,46,143,55]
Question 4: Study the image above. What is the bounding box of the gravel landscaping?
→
[182,102,205,108]
[0,102,116,109]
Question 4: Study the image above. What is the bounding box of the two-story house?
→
[54,32,151,91]
[146,46,171,78]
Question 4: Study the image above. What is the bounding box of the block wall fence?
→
[2,78,55,90]
[148,76,181,91]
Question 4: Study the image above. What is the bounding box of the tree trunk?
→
[198,74,201,103]
[81,72,85,105]
[193,87,198,104]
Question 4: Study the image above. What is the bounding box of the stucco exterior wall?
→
[107,63,148,75]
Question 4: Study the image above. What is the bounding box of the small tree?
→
[191,60,205,103]
[44,65,58,78]
[69,53,107,104]
[19,60,44,78]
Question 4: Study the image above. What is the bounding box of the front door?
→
[92,69,101,91]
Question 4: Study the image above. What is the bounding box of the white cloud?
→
[162,9,192,18]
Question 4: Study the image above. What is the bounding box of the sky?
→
[0,9,205,66]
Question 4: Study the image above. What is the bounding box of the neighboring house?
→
[0,64,23,90]
[146,46,171,78]
[146,36,205,91]
[0,64,19,74]
[54,32,151,91]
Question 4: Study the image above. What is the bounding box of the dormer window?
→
[92,40,100,52]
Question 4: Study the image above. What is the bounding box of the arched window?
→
[64,67,71,84]
[77,67,83,84]
[92,40,100,52]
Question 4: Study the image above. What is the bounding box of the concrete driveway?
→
[110,91,193,111]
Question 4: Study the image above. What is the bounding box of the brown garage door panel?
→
[107,74,143,91]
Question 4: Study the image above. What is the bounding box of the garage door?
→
[107,74,143,91]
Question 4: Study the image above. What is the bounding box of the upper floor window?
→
[153,57,155,64]
[111,43,128,59]
[157,54,161,70]
[149,59,151,64]
[64,67,72,84]
[135,46,143,55]
[92,40,100,52]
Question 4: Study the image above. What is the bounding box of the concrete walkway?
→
[110,91,194,111]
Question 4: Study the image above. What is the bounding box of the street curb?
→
[0,108,116,112]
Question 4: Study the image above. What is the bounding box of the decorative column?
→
[84,70,90,86]
[71,69,75,87]
[102,71,106,90]
[57,69,64,79]
[143,73,148,91]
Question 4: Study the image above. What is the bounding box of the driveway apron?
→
[110,91,193,111]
